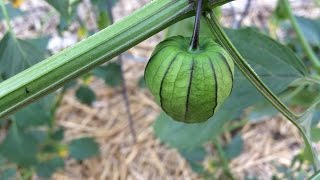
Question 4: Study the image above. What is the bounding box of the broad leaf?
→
[224,134,244,160]
[0,124,38,166]
[91,0,118,11]
[93,62,122,87]
[179,147,206,173]
[36,157,64,178]
[0,4,23,20]
[0,33,46,79]
[154,28,306,149]
[45,0,69,20]
[13,95,54,128]
[51,128,64,141]
[0,168,17,180]
[296,16,320,47]
[69,137,99,160]
[75,85,96,106]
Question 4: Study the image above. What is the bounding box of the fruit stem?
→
[189,0,203,51]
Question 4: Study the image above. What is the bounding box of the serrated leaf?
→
[69,137,99,160]
[0,4,23,20]
[154,28,305,149]
[0,124,38,166]
[36,157,64,178]
[13,95,54,128]
[75,85,96,106]
[93,62,122,87]
[0,33,45,79]
[224,134,244,160]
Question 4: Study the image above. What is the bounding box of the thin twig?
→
[236,0,252,28]
[119,55,137,142]
[106,0,136,142]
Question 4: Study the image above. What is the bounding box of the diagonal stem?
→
[0,0,13,33]
[205,10,319,172]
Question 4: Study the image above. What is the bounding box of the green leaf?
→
[273,0,289,20]
[0,4,23,20]
[69,137,99,160]
[154,109,240,149]
[51,128,64,141]
[26,36,50,52]
[91,0,118,11]
[296,16,320,47]
[224,134,244,160]
[0,33,45,79]
[248,101,278,123]
[311,128,320,142]
[36,157,64,178]
[138,76,146,88]
[93,62,122,87]
[75,85,96,106]
[45,0,69,20]
[0,168,17,180]
[225,28,307,77]
[0,124,38,166]
[13,95,54,128]
[154,28,305,149]
[29,130,47,144]
[179,147,206,173]
[166,17,213,38]
[97,11,111,30]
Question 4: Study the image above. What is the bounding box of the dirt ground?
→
[1,0,319,179]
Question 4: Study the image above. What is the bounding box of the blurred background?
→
[0,0,319,179]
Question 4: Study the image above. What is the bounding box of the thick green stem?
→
[0,0,188,117]
[0,0,232,118]
[282,0,320,71]
[0,0,13,33]
[205,10,319,172]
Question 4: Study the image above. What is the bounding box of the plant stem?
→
[205,10,319,172]
[282,0,320,72]
[189,0,203,51]
[213,138,235,179]
[0,0,13,33]
[0,0,232,118]
[106,0,137,143]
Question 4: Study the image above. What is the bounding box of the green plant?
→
[0,0,320,178]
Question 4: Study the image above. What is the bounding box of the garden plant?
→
[0,0,320,178]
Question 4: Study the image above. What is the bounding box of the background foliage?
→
[0,0,319,179]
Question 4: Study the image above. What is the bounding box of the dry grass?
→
[1,0,319,179]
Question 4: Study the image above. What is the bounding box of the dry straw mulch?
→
[1,0,319,179]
